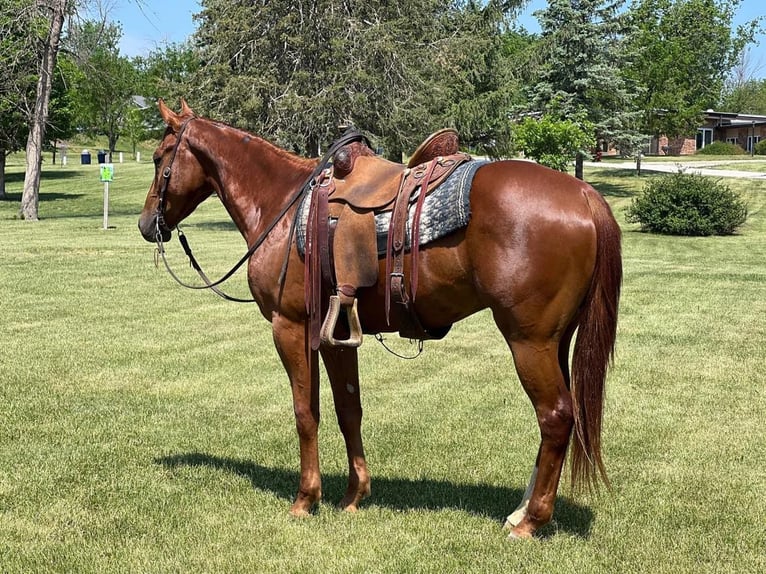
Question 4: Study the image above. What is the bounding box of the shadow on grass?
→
[3,170,80,185]
[156,452,594,538]
[1,191,86,202]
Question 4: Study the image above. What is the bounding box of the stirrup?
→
[320,295,364,348]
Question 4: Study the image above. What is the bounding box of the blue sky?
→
[116,0,764,71]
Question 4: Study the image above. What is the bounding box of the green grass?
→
[1,155,765,573]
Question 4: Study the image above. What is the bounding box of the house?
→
[650,109,766,155]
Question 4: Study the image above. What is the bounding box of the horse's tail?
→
[570,187,622,490]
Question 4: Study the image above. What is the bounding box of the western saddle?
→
[303,128,470,350]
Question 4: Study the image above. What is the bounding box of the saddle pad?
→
[296,159,490,257]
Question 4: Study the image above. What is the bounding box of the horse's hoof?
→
[289,507,311,518]
[339,502,359,513]
[506,529,534,541]
[504,506,527,529]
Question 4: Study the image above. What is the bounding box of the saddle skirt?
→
[296,158,489,257]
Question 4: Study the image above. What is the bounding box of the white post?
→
[103,181,109,230]
[62,155,67,166]
[119,151,124,163]
[136,151,141,162]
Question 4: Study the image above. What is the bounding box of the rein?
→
[154,122,370,303]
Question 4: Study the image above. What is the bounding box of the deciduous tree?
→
[20,0,70,220]
[68,20,139,156]
[0,0,45,199]
[627,0,759,141]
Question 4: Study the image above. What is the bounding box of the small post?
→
[136,151,141,162]
[100,163,114,230]
[103,181,110,229]
[119,151,124,163]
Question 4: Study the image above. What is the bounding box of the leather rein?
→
[153,118,369,303]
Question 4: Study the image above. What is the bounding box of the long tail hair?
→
[570,188,622,490]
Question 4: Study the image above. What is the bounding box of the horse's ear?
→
[180,98,194,118]
[158,98,182,131]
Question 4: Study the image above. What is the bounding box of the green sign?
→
[100,163,114,182]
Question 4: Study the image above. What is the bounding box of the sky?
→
[115,0,765,72]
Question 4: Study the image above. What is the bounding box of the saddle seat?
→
[305,129,466,349]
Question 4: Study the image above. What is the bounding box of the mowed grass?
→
[1,152,765,573]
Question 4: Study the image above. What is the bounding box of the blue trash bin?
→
[81,150,91,165]
[97,150,107,163]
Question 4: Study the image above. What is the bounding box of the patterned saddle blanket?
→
[296,159,489,256]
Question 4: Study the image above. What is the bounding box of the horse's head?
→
[138,99,213,243]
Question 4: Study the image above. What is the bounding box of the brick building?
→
[649,110,766,155]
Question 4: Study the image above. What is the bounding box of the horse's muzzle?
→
[138,213,172,243]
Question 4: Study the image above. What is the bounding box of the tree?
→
[720,50,766,113]
[0,0,45,199]
[185,0,529,158]
[528,0,644,179]
[514,114,595,171]
[68,20,139,156]
[136,41,201,140]
[627,0,759,142]
[720,78,766,114]
[446,11,535,158]
[20,0,70,221]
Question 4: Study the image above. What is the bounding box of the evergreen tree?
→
[528,0,644,178]
[185,0,528,158]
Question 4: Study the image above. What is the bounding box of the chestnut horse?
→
[138,101,621,539]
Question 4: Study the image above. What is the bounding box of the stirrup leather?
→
[320,295,363,348]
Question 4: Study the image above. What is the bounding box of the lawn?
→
[1,153,764,573]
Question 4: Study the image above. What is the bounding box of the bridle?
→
[152,119,370,303]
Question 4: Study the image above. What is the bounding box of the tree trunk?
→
[385,143,403,163]
[0,152,6,199]
[20,0,68,221]
[575,151,584,181]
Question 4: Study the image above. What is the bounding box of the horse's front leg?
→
[320,346,370,511]
[272,315,321,516]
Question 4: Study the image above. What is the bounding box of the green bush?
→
[754,139,766,155]
[625,172,748,236]
[513,115,594,172]
[695,141,746,155]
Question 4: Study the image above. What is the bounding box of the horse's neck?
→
[190,121,315,245]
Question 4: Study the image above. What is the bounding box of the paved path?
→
[583,159,766,179]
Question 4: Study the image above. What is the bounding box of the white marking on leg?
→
[346,383,355,394]
[505,465,538,529]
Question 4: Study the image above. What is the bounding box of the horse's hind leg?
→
[505,323,576,529]
[320,346,370,511]
[505,339,574,539]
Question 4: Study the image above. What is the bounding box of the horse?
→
[138,100,622,539]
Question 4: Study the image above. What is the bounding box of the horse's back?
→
[408,160,602,334]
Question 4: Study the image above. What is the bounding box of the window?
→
[747,135,762,152]
[726,137,738,145]
[696,128,713,150]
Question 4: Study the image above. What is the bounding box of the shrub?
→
[695,141,745,155]
[754,139,766,155]
[513,115,594,172]
[625,172,748,236]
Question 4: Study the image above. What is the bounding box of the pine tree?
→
[529,0,644,178]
